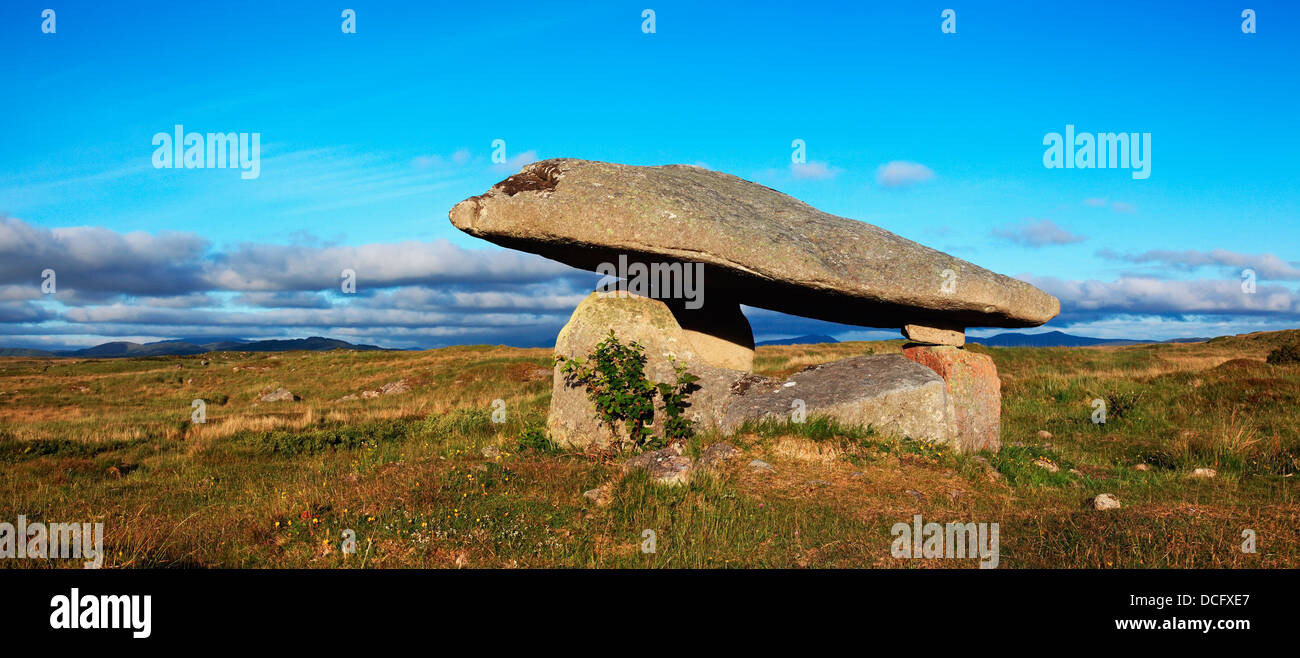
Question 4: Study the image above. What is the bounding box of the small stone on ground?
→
[1088,493,1122,510]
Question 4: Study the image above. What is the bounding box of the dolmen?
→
[450,159,1059,452]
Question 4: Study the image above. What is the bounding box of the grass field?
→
[2,330,1298,568]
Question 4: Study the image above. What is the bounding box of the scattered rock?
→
[524,368,552,382]
[359,380,410,399]
[969,455,1003,482]
[623,447,693,486]
[1133,463,1151,472]
[378,380,410,395]
[1188,468,1218,479]
[698,442,740,470]
[259,387,298,402]
[582,482,615,507]
[1088,493,1122,511]
[1032,458,1060,473]
[1036,430,1053,440]
[105,463,137,479]
[748,459,774,472]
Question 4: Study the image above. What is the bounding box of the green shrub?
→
[516,424,558,454]
[1103,390,1144,421]
[1266,343,1300,365]
[0,437,137,462]
[242,418,412,456]
[555,330,698,452]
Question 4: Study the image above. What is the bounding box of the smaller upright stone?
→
[902,346,1000,452]
[902,323,965,347]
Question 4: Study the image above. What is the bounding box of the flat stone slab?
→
[720,355,955,445]
[450,159,1059,329]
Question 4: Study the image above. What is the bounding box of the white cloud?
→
[993,218,1086,247]
[492,150,539,173]
[790,161,840,180]
[411,148,472,169]
[875,161,934,188]
[1026,275,1297,317]
[1097,248,1300,280]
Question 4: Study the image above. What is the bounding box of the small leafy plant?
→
[555,330,698,452]
[517,424,558,454]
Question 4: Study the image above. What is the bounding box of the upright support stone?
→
[901,345,1000,452]
[902,323,965,347]
[547,292,746,449]
[663,296,754,371]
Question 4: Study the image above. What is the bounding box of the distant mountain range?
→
[0,336,389,358]
[0,330,1211,358]
[969,331,1208,347]
[756,334,840,346]
[752,331,1208,348]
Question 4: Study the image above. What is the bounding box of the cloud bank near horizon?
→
[1,216,1297,350]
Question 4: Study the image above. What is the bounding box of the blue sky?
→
[2,1,1298,350]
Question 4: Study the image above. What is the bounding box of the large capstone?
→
[450,159,1059,330]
